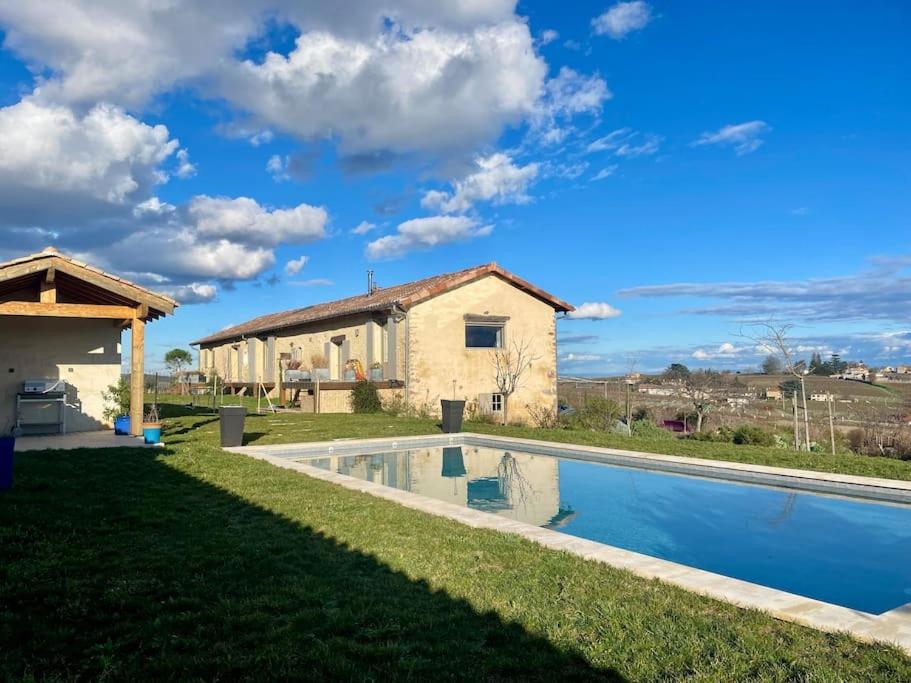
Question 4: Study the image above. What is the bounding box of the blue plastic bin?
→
[114,415,131,435]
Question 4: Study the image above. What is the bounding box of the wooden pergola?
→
[0,247,177,435]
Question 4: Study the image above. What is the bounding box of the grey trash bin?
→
[219,406,246,447]
[440,400,465,433]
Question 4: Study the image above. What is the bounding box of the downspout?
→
[391,303,408,405]
[555,312,567,413]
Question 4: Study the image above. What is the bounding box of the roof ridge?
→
[192,261,572,346]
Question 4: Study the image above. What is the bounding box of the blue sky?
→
[0,1,908,374]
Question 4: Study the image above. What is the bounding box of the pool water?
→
[304,446,911,614]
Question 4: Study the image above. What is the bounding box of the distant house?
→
[898,365,911,375]
[764,387,782,400]
[638,385,676,397]
[193,263,573,422]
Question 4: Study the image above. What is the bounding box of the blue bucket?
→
[114,415,131,435]
[143,426,162,445]
[0,436,14,491]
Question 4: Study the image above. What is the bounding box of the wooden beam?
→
[0,301,136,319]
[54,260,175,315]
[39,269,56,303]
[130,316,145,436]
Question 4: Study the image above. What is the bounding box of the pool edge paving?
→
[226,433,911,654]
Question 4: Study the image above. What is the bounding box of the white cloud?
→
[561,353,603,362]
[538,29,559,45]
[421,153,539,214]
[284,256,309,275]
[592,2,653,39]
[174,148,196,178]
[161,282,218,304]
[366,215,492,260]
[0,2,525,109]
[0,2,612,164]
[692,121,771,155]
[566,302,622,320]
[222,21,546,156]
[100,228,276,282]
[266,154,287,181]
[351,220,377,235]
[529,67,610,145]
[586,127,662,157]
[288,278,334,287]
[133,197,176,217]
[592,165,618,181]
[0,98,179,206]
[187,196,327,247]
[692,342,746,360]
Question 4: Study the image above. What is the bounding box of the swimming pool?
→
[299,444,911,615]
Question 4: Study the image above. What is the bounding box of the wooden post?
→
[792,394,800,451]
[827,395,836,455]
[130,314,145,436]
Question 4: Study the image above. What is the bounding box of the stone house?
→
[192,263,573,422]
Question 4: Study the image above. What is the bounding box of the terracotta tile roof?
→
[0,246,177,317]
[193,262,573,345]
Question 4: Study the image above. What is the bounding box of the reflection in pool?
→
[302,445,911,614]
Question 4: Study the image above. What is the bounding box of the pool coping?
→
[226,432,911,654]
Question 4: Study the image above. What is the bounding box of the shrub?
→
[732,425,775,447]
[573,397,622,432]
[526,404,561,429]
[382,393,408,417]
[351,380,382,413]
[846,428,865,452]
[631,406,653,422]
[630,419,672,439]
[688,426,734,443]
[102,378,130,423]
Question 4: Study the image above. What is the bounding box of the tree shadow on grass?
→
[0,448,623,681]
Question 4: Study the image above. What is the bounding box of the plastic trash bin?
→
[440,400,465,433]
[219,406,246,447]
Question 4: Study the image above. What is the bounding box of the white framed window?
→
[491,393,503,412]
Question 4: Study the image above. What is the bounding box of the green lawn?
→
[2,409,911,680]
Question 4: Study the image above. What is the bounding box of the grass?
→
[3,408,911,679]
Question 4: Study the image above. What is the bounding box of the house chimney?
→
[367,270,376,295]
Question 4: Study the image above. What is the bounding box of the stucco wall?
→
[406,274,558,423]
[0,316,121,432]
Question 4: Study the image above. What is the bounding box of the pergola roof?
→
[193,262,573,346]
[0,247,176,320]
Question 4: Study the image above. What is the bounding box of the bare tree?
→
[491,336,539,425]
[680,370,725,432]
[742,322,810,451]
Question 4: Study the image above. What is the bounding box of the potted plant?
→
[311,353,330,381]
[142,404,162,445]
[102,378,131,435]
[369,361,384,382]
[1,412,15,491]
